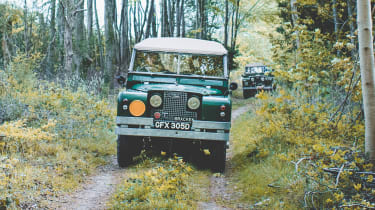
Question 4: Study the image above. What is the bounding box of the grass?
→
[0,55,116,209]
[230,110,303,208]
[228,90,370,208]
[108,155,211,209]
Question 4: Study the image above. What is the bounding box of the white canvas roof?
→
[134,38,227,56]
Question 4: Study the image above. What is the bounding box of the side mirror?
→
[116,75,126,85]
[229,82,238,91]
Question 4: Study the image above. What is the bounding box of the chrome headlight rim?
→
[150,94,163,108]
[187,96,200,110]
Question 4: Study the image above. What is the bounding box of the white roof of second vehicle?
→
[134,38,227,56]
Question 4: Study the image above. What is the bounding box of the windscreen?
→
[246,66,264,74]
[133,51,224,77]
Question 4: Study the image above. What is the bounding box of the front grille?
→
[152,91,198,121]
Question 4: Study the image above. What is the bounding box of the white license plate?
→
[154,121,191,130]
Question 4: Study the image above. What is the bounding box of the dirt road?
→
[52,103,251,210]
[51,157,126,210]
[198,104,252,210]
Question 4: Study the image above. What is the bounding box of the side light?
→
[154,112,161,119]
[129,100,146,116]
[220,105,226,111]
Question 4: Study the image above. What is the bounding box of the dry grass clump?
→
[108,156,204,209]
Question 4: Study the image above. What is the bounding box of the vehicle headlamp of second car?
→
[187,96,200,110]
[150,94,163,108]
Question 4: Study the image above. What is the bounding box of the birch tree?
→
[357,0,375,163]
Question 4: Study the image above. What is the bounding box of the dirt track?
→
[51,102,251,210]
[198,104,252,210]
[51,156,126,210]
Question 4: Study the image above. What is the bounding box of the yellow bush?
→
[0,56,116,208]
[108,157,197,209]
[231,90,368,208]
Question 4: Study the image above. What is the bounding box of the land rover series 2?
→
[242,63,274,98]
[115,38,237,172]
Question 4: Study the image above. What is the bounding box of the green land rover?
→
[242,63,275,98]
[115,38,237,172]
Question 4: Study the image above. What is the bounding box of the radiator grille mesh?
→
[152,91,198,121]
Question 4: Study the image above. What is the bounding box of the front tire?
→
[117,135,142,167]
[209,141,227,173]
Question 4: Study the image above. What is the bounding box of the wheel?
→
[243,91,250,99]
[117,135,142,167]
[209,141,227,173]
[249,90,257,97]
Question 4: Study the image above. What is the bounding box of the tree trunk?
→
[57,1,65,66]
[46,0,56,74]
[347,0,355,58]
[357,0,375,163]
[105,0,117,86]
[64,17,74,76]
[61,0,74,76]
[224,0,229,48]
[24,0,29,55]
[181,0,185,37]
[332,0,339,56]
[145,0,154,38]
[87,0,94,76]
[120,0,130,73]
[94,0,104,69]
[74,0,85,74]
[152,1,158,37]
[290,0,300,49]
[176,0,181,37]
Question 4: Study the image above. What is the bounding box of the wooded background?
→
[1,0,264,89]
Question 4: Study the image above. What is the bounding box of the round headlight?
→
[150,94,162,108]
[187,96,200,110]
[261,77,265,81]
[129,100,146,116]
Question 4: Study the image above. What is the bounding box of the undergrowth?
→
[108,156,207,209]
[0,55,116,208]
[231,90,371,208]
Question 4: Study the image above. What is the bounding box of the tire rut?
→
[51,156,126,210]
[198,103,252,210]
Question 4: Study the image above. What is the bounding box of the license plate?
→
[256,86,264,89]
[154,121,191,130]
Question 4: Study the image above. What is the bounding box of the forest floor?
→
[50,100,252,210]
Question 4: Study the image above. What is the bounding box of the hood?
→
[131,83,223,95]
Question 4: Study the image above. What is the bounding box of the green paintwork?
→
[117,90,148,117]
[202,95,231,122]
[117,72,232,122]
[127,72,228,90]
[131,83,223,96]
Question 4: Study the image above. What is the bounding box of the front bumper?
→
[115,116,230,141]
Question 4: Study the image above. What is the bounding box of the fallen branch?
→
[340,203,375,209]
[267,183,281,188]
[291,157,309,172]
[335,164,345,187]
